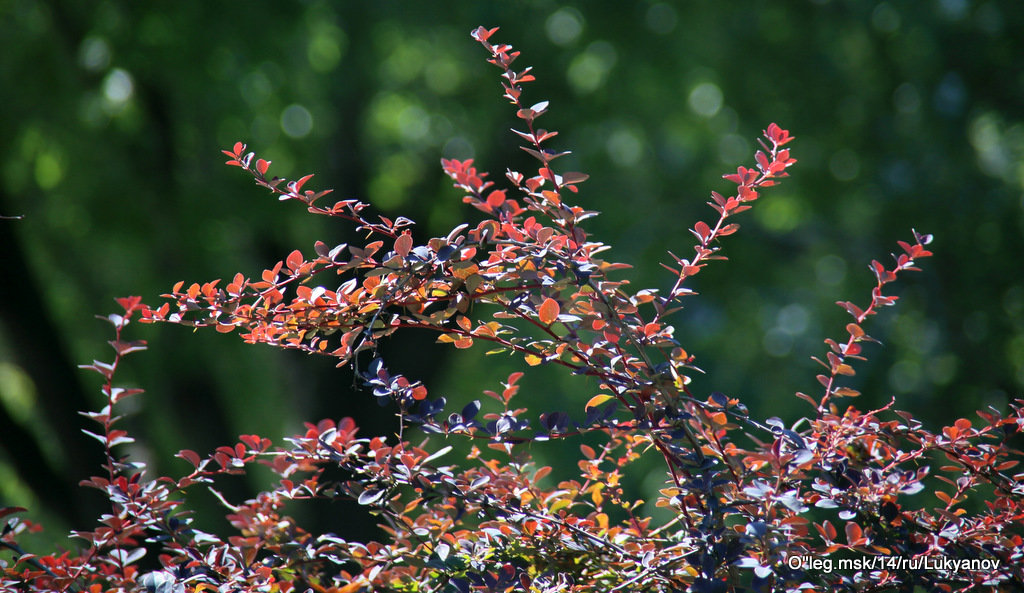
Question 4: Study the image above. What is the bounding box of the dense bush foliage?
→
[3,26,1023,593]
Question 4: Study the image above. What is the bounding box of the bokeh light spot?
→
[933,72,966,116]
[546,8,584,46]
[307,25,347,72]
[815,254,847,286]
[424,58,462,95]
[889,359,922,393]
[756,195,802,232]
[718,134,750,164]
[829,149,861,181]
[606,127,644,167]
[280,104,314,138]
[568,41,616,94]
[397,105,430,144]
[645,4,678,35]
[871,3,901,33]
[35,151,63,189]
[79,36,111,72]
[688,82,723,118]
[893,82,921,114]
[102,68,134,104]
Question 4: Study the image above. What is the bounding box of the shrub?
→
[3,25,1023,593]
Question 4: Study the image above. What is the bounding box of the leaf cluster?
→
[3,27,1024,593]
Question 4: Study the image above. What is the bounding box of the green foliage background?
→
[2,0,1023,547]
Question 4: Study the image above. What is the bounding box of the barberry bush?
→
[3,26,1024,593]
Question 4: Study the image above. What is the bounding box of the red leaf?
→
[256,159,270,176]
[116,296,143,313]
[291,174,314,194]
[239,434,263,450]
[823,520,837,540]
[845,521,862,544]
[836,301,865,319]
[718,223,740,236]
[109,339,147,356]
[486,190,506,209]
[395,233,413,258]
[561,171,589,185]
[765,123,793,146]
[0,507,27,520]
[471,26,499,43]
[692,221,711,242]
[178,449,201,467]
[755,150,770,171]
[107,387,145,404]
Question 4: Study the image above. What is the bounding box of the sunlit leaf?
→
[538,297,560,325]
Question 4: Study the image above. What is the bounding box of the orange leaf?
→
[541,190,561,205]
[538,297,560,324]
[286,249,303,271]
[835,364,856,376]
[586,394,613,410]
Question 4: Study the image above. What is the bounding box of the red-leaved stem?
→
[665,122,796,302]
[802,229,934,412]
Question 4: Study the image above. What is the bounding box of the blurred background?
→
[2,0,1023,549]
